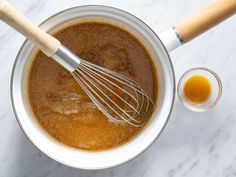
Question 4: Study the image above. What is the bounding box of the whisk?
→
[0,0,153,127]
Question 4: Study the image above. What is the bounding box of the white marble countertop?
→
[0,0,236,176]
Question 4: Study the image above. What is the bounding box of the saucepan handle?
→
[160,0,236,52]
[0,0,60,56]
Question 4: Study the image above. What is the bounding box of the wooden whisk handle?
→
[0,0,60,56]
[175,0,236,43]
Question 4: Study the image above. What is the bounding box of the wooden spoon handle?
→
[175,0,236,43]
[0,0,60,56]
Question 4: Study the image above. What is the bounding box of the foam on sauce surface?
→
[28,22,157,151]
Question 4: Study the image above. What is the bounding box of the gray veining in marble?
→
[0,0,236,177]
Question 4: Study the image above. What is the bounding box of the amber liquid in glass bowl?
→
[184,75,211,104]
[178,68,222,112]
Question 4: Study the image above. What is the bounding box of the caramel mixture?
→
[28,22,157,151]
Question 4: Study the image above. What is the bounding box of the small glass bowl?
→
[178,67,222,112]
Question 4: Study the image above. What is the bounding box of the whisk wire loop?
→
[72,59,154,127]
[74,68,141,124]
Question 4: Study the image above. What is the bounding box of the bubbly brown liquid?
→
[184,75,211,104]
[28,22,157,151]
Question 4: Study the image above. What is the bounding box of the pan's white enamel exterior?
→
[160,28,182,52]
[11,6,175,169]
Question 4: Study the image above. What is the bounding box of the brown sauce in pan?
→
[28,22,158,151]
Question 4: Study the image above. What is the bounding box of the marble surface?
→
[0,0,236,176]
